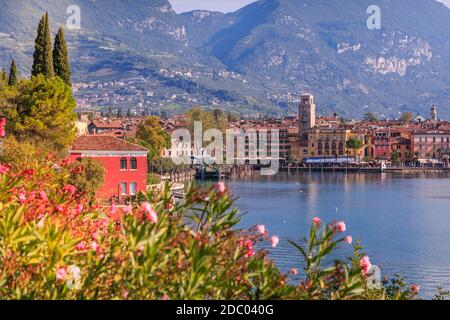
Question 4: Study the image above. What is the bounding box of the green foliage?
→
[68,158,105,199]
[31,12,54,78]
[0,136,41,164]
[53,27,71,85]
[0,70,7,85]
[390,150,400,164]
[147,173,162,185]
[185,107,228,135]
[346,138,364,160]
[134,116,171,160]
[399,112,414,124]
[363,112,378,122]
[0,159,434,300]
[149,157,191,174]
[7,60,18,86]
[0,75,77,151]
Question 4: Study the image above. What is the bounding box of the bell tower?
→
[431,105,437,123]
[299,93,316,134]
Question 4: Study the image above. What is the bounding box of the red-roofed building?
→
[69,135,148,200]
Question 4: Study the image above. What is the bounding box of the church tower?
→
[431,105,438,123]
[299,93,316,134]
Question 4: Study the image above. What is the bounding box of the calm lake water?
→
[220,172,450,299]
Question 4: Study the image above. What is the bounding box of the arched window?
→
[332,142,336,149]
[120,158,127,170]
[325,142,330,149]
[318,150,323,155]
[130,158,137,170]
[318,142,323,149]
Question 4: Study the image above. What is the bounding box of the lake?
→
[223,172,450,299]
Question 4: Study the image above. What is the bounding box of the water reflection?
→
[225,172,450,299]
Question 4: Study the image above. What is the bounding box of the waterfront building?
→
[412,130,450,161]
[298,93,367,161]
[69,135,148,200]
[373,129,412,163]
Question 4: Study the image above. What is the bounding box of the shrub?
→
[0,160,427,300]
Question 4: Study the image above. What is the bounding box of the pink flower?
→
[18,192,27,203]
[0,117,6,126]
[245,249,255,258]
[257,224,266,235]
[290,268,298,276]
[0,165,9,174]
[76,241,87,251]
[271,235,280,248]
[313,217,321,226]
[39,191,48,202]
[359,255,372,275]
[141,202,158,223]
[55,205,64,213]
[411,284,420,294]
[75,204,84,214]
[245,240,253,250]
[140,202,152,213]
[344,235,353,244]
[336,221,346,233]
[91,241,99,252]
[215,181,226,195]
[122,205,132,214]
[147,209,158,224]
[56,268,67,281]
[109,203,117,215]
[63,184,77,196]
[161,294,170,300]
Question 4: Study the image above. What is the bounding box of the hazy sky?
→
[169,0,450,13]
[169,0,256,13]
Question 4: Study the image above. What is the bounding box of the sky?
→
[169,0,256,13]
[169,0,450,13]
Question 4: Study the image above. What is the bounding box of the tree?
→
[390,150,400,165]
[32,12,54,78]
[126,109,132,118]
[185,107,227,135]
[134,116,171,160]
[399,112,414,124]
[346,138,364,161]
[108,106,113,118]
[53,26,71,85]
[0,69,7,86]
[363,112,378,122]
[68,158,105,199]
[7,60,18,86]
[0,75,77,152]
[88,112,95,121]
[117,108,123,118]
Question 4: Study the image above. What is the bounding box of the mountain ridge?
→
[1,0,450,118]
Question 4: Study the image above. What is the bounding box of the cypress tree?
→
[31,12,54,78]
[8,60,18,86]
[53,26,71,85]
[0,69,7,84]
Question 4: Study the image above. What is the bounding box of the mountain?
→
[1,0,450,118]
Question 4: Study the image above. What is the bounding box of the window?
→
[120,183,127,196]
[130,158,137,170]
[120,158,127,170]
[130,183,137,196]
